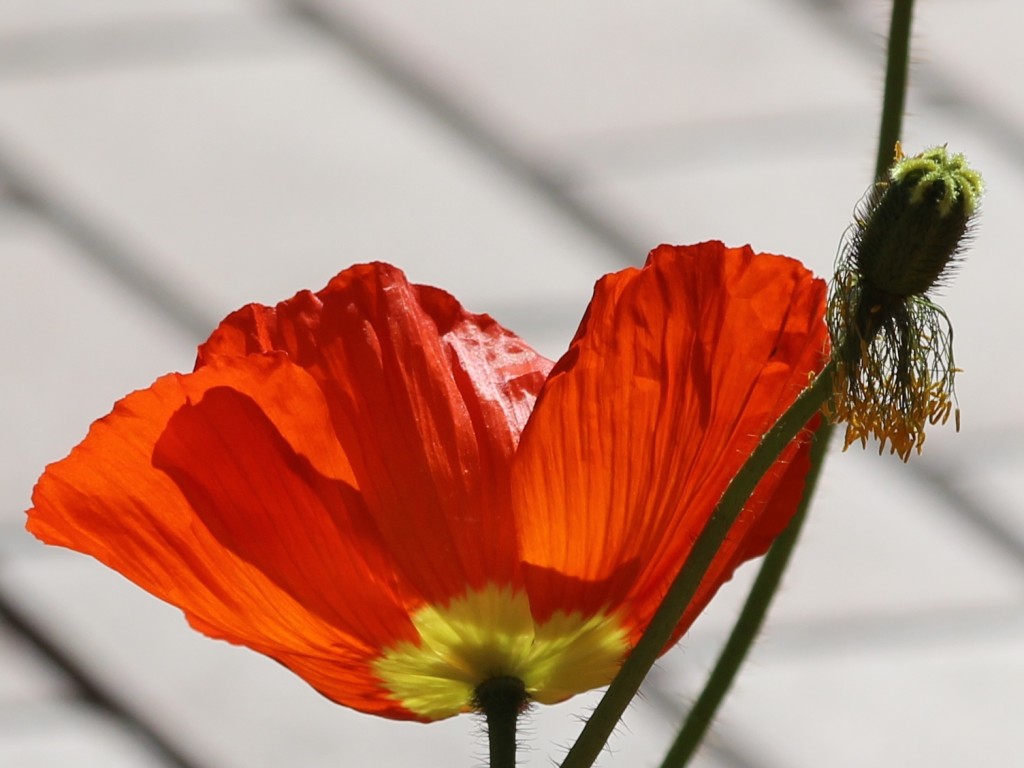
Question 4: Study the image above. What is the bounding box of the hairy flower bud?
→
[826,144,983,460]
[856,144,982,307]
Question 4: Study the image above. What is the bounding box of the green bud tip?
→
[891,144,984,219]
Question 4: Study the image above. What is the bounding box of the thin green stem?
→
[655,423,833,768]
[648,3,919,762]
[476,676,526,768]
[559,363,837,768]
[876,0,916,180]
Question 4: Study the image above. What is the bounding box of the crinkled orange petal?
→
[197,263,553,602]
[29,355,421,716]
[152,387,409,643]
[512,242,828,642]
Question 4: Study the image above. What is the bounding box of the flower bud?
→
[825,144,983,460]
[855,144,982,301]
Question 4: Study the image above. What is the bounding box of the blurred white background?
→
[2,1,1023,766]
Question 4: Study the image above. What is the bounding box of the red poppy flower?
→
[28,242,827,722]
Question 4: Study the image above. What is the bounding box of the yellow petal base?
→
[373,584,629,720]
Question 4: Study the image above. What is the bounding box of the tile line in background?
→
[0,14,290,80]
[0,589,211,768]
[0,124,214,768]
[912,461,1024,573]
[276,0,647,266]
[728,602,1024,661]
[0,148,215,339]
[641,678,773,768]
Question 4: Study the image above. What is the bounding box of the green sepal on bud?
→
[826,144,983,460]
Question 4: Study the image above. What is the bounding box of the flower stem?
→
[559,362,837,768]
[875,0,916,180]
[476,676,526,768]
[655,422,833,768]
[646,2,920,763]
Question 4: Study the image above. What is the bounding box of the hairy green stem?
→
[656,422,833,768]
[477,676,525,768]
[558,363,837,768]
[559,4,918,765]
[876,0,916,180]
[649,2,920,761]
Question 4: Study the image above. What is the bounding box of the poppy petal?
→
[28,356,419,717]
[152,386,412,645]
[199,263,554,602]
[512,242,828,640]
